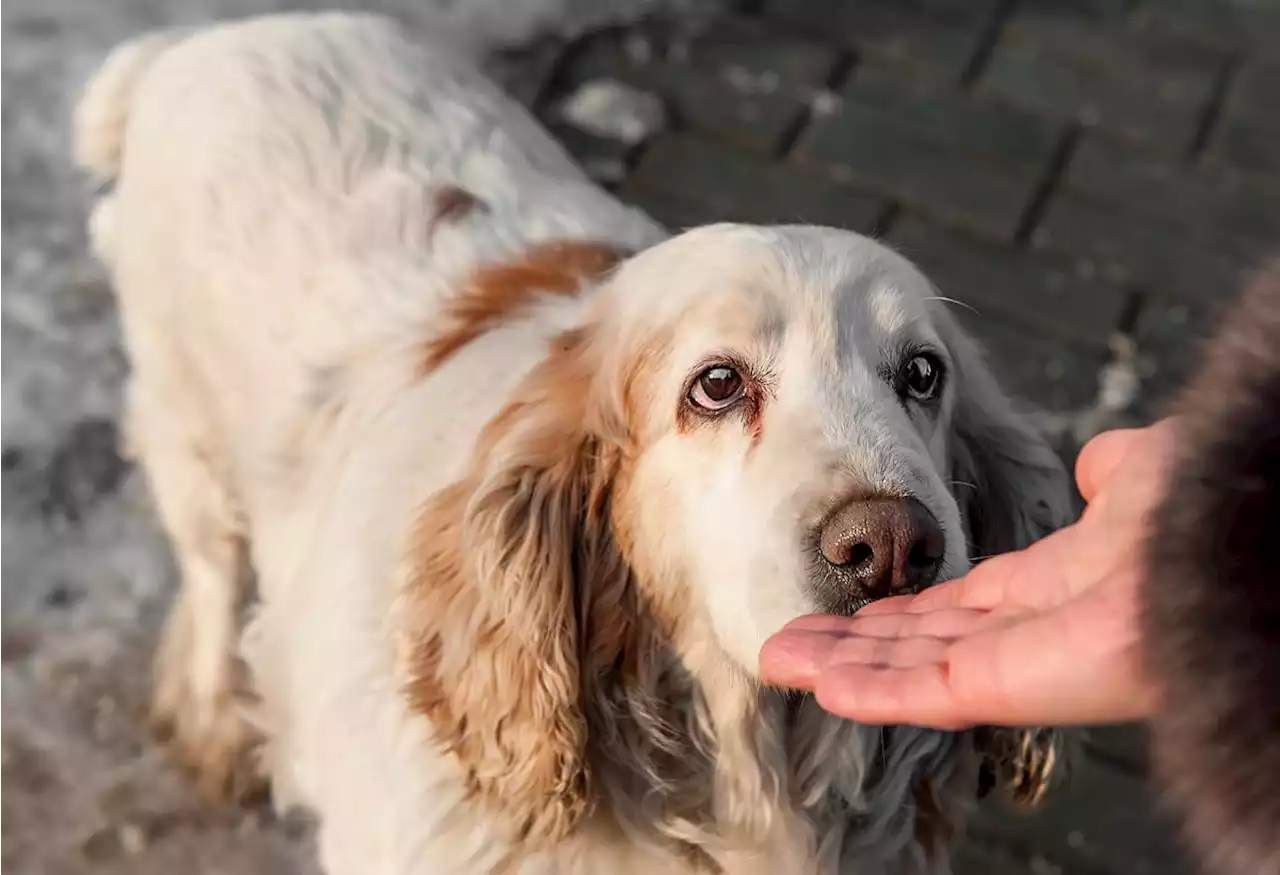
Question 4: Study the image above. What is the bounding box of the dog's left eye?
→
[899,353,944,402]
[689,365,745,411]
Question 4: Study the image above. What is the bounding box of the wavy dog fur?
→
[78,12,1072,875]
[1144,260,1280,875]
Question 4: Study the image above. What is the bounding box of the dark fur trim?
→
[1143,260,1280,875]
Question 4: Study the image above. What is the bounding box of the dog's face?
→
[401,223,1070,849]
[595,225,1060,671]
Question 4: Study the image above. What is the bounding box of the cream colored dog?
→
[77,12,1071,875]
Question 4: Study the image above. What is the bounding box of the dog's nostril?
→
[848,542,874,569]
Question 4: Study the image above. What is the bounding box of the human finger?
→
[779,601,918,631]
[1076,426,1151,502]
[813,663,972,730]
[759,626,842,689]
[780,604,993,636]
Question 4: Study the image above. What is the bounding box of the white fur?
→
[77,12,1070,875]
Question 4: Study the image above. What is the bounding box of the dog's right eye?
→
[897,352,946,403]
[689,365,745,411]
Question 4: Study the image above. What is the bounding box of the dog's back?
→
[76,12,659,509]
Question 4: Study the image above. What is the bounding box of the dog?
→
[1143,260,1280,875]
[75,12,1072,875]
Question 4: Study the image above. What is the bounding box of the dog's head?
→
[400,224,1071,856]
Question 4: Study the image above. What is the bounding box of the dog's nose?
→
[818,497,945,598]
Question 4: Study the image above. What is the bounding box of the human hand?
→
[760,421,1176,729]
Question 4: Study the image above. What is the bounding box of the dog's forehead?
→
[611,224,936,348]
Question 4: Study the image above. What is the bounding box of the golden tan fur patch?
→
[400,321,712,857]
[401,331,628,846]
[417,240,630,376]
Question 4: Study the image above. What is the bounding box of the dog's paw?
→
[973,726,1065,809]
[151,612,266,804]
[151,683,265,804]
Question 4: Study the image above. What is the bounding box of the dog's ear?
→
[942,319,1073,557]
[399,328,627,847]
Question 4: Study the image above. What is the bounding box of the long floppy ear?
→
[398,328,626,846]
[942,319,1073,557]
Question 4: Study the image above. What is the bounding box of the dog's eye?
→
[689,365,745,411]
[899,353,944,402]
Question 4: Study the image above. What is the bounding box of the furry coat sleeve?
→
[1141,260,1280,875]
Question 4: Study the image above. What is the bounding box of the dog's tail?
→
[74,29,179,267]
[73,29,177,187]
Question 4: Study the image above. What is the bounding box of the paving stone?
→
[626,134,888,232]
[656,70,807,153]
[556,23,837,153]
[980,15,1228,152]
[486,41,565,109]
[1032,193,1258,306]
[886,215,1126,350]
[544,121,634,187]
[972,751,1193,875]
[1134,0,1280,59]
[953,309,1103,413]
[681,16,841,86]
[1063,136,1280,250]
[1220,58,1280,131]
[1206,60,1280,179]
[848,64,1065,169]
[1130,296,1226,416]
[795,86,1049,240]
[952,838,1055,875]
[1082,722,1151,774]
[1018,0,1137,18]
[761,0,997,81]
[617,183,720,231]
[1210,115,1280,181]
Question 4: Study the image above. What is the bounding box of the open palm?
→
[760,422,1174,729]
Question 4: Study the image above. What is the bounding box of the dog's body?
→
[77,13,1070,875]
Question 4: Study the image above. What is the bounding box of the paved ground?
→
[3,0,1278,873]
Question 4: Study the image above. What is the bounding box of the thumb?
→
[1076,423,1165,502]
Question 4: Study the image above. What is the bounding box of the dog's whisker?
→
[922,295,979,315]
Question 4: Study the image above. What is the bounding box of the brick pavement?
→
[509,1,1280,872]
